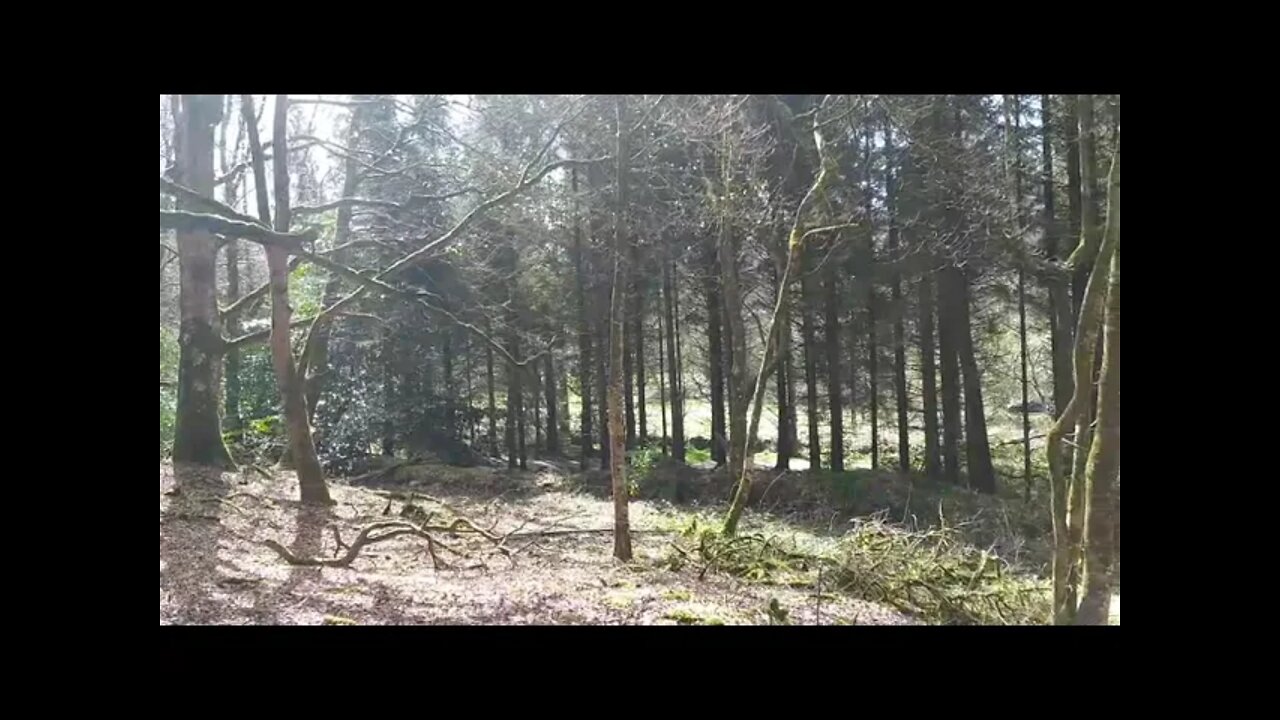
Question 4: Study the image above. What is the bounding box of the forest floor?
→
[160,456,1115,626]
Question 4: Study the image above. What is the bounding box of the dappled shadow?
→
[159,463,234,624]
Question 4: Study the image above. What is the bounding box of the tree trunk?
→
[514,335,527,470]
[1048,129,1119,625]
[1042,96,1073,417]
[466,334,476,446]
[571,167,594,463]
[597,305,611,470]
[623,299,636,449]
[773,257,793,470]
[634,261,647,444]
[252,94,328,504]
[719,219,749,483]
[485,317,497,457]
[608,96,633,561]
[506,334,518,470]
[936,268,963,485]
[864,131,879,472]
[1077,240,1120,625]
[705,242,728,465]
[1065,94,1104,612]
[885,120,909,473]
[918,273,942,478]
[443,330,456,438]
[657,307,669,455]
[172,95,235,473]
[801,244,822,470]
[824,252,844,472]
[953,268,996,494]
[544,351,560,455]
[1004,94,1033,497]
[382,330,396,456]
[220,99,244,435]
[664,253,685,462]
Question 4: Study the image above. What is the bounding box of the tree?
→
[607,96,633,561]
[243,94,331,505]
[1047,120,1119,625]
[171,94,235,473]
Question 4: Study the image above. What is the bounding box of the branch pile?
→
[665,513,1050,625]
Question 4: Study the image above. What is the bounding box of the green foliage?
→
[289,263,327,319]
[629,443,663,495]
[686,446,713,464]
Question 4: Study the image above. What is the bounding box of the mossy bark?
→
[1047,128,1119,624]
[1076,128,1120,625]
[172,94,234,473]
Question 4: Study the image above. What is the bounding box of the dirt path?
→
[160,463,914,625]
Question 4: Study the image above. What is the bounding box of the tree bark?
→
[918,273,942,479]
[1004,94,1033,498]
[172,94,235,473]
[636,282,647,445]
[1042,96,1073,415]
[801,244,822,470]
[656,307,669,454]
[885,120,909,473]
[663,253,685,462]
[220,98,244,435]
[485,317,497,456]
[544,350,560,454]
[937,267,963,485]
[824,251,844,472]
[623,294,636,448]
[1048,129,1119,625]
[607,96,632,561]
[773,257,793,470]
[570,167,594,463]
[719,215,749,483]
[254,94,329,505]
[1077,239,1120,625]
[704,242,727,465]
[863,126,879,471]
[953,267,996,494]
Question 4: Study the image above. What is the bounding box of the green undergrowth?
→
[658,508,1050,625]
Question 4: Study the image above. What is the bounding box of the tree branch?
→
[158,210,315,252]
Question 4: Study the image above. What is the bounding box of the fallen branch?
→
[347,461,407,486]
[262,521,459,569]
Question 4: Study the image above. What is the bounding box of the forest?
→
[159,94,1119,626]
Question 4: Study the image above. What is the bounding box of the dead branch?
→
[262,521,458,569]
[347,461,408,485]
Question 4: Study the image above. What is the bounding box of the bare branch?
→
[220,256,303,318]
[158,210,315,252]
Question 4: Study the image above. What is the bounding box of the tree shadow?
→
[275,506,327,603]
[159,463,233,624]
